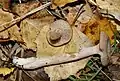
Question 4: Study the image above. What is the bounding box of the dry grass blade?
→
[88,67,102,81]
[90,59,113,81]
[0,44,11,59]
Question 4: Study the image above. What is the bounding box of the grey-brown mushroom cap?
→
[46,20,73,46]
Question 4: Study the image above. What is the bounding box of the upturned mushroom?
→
[12,20,110,69]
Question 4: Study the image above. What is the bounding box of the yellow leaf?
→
[0,68,14,76]
[83,17,117,45]
[35,23,93,80]
[51,0,77,9]
[35,24,93,57]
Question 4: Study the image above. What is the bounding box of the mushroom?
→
[12,32,110,69]
[46,20,73,46]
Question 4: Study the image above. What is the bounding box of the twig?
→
[18,70,22,81]
[101,70,112,81]
[0,2,51,33]
[17,45,24,81]
[72,4,85,25]
[84,0,93,15]
[22,70,37,81]
[46,9,65,20]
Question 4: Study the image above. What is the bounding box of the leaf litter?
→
[0,0,120,81]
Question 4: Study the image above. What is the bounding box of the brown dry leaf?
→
[8,2,54,50]
[51,0,77,9]
[11,1,42,17]
[0,68,14,76]
[0,2,54,50]
[82,17,117,45]
[0,9,11,40]
[0,9,22,42]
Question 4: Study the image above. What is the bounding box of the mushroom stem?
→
[99,32,110,66]
[12,32,110,69]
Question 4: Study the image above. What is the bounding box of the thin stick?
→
[18,70,22,81]
[0,2,51,33]
[23,70,37,81]
[72,4,85,25]
[18,45,24,81]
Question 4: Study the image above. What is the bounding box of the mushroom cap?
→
[46,20,72,46]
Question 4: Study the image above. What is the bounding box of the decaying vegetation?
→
[0,0,120,81]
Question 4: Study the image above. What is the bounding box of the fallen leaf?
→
[11,1,43,17]
[0,68,14,76]
[65,3,117,45]
[35,23,93,81]
[96,0,120,31]
[82,17,117,45]
[20,15,54,50]
[0,9,22,42]
[51,0,77,9]
[96,0,120,21]
[66,3,94,25]
[9,3,54,50]
[0,6,54,50]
